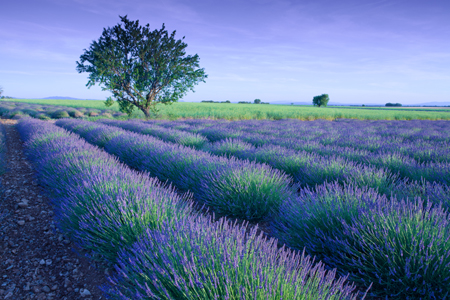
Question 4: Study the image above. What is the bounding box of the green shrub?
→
[51,110,70,119]
[100,112,112,118]
[36,113,51,120]
[67,110,83,118]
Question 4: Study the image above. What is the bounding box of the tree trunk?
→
[142,108,151,119]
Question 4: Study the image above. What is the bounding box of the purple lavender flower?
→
[18,118,194,263]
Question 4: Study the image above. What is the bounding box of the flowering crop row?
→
[100,119,208,149]
[17,118,194,263]
[269,182,450,299]
[114,118,450,298]
[17,118,362,299]
[149,118,450,162]
[59,118,450,298]
[0,101,124,120]
[56,119,296,222]
[97,119,450,211]
[100,119,394,191]
[149,119,450,185]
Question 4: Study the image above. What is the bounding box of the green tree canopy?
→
[312,94,330,107]
[385,102,402,107]
[0,86,3,98]
[76,15,208,118]
[254,98,261,104]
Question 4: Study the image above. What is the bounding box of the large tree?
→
[312,94,330,107]
[76,15,208,118]
[0,86,3,98]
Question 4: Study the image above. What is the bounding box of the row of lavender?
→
[57,119,450,298]
[151,118,450,151]
[149,119,450,183]
[97,119,450,211]
[56,119,295,221]
[16,118,360,299]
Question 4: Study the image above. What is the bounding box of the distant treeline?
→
[238,101,269,104]
[201,100,269,104]
[385,103,402,107]
[201,100,231,103]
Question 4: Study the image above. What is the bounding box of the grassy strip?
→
[4,99,450,120]
[55,119,296,222]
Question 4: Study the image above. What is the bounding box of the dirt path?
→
[0,119,109,300]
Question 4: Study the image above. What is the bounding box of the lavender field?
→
[17,118,364,299]
[11,117,450,299]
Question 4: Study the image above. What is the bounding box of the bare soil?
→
[0,119,109,300]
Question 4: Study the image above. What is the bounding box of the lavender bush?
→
[102,214,366,300]
[337,198,450,299]
[391,177,450,212]
[195,157,296,220]
[270,182,450,298]
[56,119,296,221]
[202,138,256,157]
[205,139,397,194]
[18,119,194,263]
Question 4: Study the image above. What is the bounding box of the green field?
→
[3,98,450,120]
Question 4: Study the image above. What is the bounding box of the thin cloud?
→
[0,70,34,75]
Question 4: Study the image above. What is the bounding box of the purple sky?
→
[1,0,449,104]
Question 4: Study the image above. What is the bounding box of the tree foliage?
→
[254,99,261,104]
[0,86,3,98]
[385,102,402,107]
[76,15,208,118]
[312,94,330,107]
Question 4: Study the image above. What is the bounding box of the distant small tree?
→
[76,15,208,118]
[254,98,261,104]
[0,86,3,98]
[312,94,330,107]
